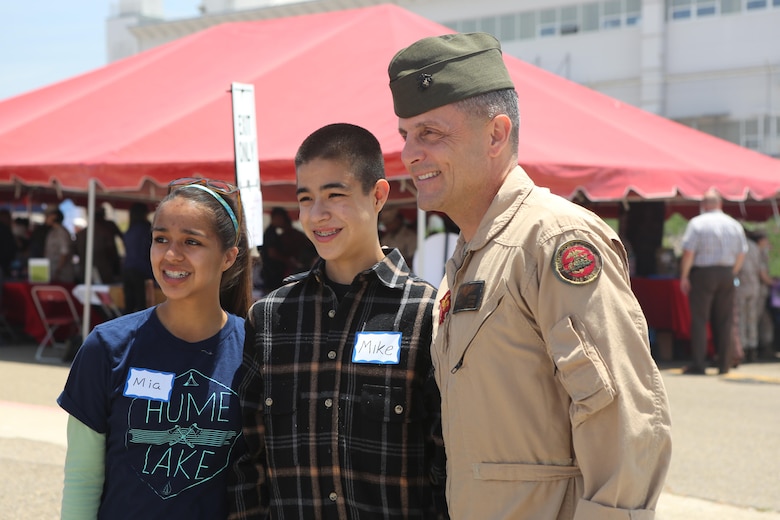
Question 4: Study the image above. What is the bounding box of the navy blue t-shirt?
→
[58,307,246,519]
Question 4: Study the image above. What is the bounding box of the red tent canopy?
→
[1,4,778,211]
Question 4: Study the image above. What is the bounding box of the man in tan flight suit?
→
[388,32,672,519]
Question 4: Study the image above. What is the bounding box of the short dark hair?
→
[270,206,291,224]
[294,123,385,194]
[47,208,64,223]
[129,203,149,223]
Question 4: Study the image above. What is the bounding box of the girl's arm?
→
[61,415,105,520]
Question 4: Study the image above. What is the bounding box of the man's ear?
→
[373,178,391,212]
[488,114,512,157]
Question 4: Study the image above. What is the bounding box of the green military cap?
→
[388,32,515,118]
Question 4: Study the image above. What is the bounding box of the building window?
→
[696,0,718,15]
[670,0,693,19]
[519,12,537,40]
[499,13,518,40]
[720,0,742,13]
[688,115,780,156]
[461,19,478,32]
[602,0,623,28]
[771,116,780,156]
[626,0,642,24]
[742,118,762,150]
[479,16,496,36]
[560,5,580,34]
[539,8,558,36]
[746,0,767,9]
[447,1,643,43]
[582,2,601,30]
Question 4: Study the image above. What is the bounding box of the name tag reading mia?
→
[123,367,175,402]
[352,332,402,364]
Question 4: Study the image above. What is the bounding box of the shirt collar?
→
[454,165,536,258]
[302,247,411,291]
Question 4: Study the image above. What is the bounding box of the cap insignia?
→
[417,73,433,90]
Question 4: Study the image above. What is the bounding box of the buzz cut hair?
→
[294,123,386,194]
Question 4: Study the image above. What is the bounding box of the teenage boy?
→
[229,123,447,519]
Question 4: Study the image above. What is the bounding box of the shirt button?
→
[327,350,337,360]
[328,309,336,318]
[394,404,404,415]
[264,398,273,407]
[325,398,333,408]
[329,492,338,502]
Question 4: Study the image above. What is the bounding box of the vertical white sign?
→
[231,82,264,248]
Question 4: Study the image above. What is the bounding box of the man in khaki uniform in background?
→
[388,32,672,519]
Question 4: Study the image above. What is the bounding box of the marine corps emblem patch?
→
[553,240,602,284]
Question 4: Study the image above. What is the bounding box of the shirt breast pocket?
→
[359,384,422,424]
[263,380,299,469]
[264,380,297,415]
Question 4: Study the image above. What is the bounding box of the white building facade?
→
[107,0,780,157]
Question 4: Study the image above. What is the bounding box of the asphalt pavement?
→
[2,341,780,519]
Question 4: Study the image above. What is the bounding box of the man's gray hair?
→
[454,89,520,153]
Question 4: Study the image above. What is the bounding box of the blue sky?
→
[0,1,201,101]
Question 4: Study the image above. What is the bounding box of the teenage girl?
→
[58,178,252,519]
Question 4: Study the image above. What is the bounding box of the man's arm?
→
[732,252,746,277]
[536,232,672,519]
[567,241,673,519]
[679,249,695,295]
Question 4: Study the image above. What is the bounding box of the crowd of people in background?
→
[258,206,316,292]
[735,228,776,363]
[2,195,780,353]
[74,207,123,284]
[2,196,780,345]
[0,203,155,312]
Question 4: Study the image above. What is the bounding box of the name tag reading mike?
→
[352,332,402,364]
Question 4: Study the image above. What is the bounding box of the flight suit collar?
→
[452,166,535,266]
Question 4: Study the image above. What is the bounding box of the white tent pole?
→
[81,178,96,339]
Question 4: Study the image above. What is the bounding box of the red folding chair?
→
[30,285,82,362]
[95,289,122,320]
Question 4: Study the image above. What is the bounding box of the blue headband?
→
[182,183,239,235]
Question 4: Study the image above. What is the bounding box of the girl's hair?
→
[156,186,252,317]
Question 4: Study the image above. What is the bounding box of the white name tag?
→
[124,367,175,402]
[352,332,402,364]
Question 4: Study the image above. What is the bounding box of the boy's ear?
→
[373,179,391,212]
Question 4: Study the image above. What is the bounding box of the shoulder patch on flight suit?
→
[553,240,602,284]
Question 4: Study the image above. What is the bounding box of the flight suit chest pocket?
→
[446,281,507,369]
[359,384,420,423]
